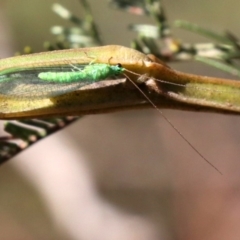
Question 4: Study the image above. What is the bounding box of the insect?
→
[1,45,240,174]
[0,63,125,99]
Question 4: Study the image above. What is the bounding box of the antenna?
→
[123,69,222,175]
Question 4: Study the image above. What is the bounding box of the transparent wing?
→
[0,65,98,99]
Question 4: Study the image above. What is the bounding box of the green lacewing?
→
[0,59,230,174]
[1,43,235,174]
[0,63,125,99]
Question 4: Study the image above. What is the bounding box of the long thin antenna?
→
[123,72,222,175]
[124,68,239,95]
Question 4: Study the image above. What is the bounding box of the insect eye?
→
[116,63,122,68]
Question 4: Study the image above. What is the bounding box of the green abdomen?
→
[38,72,86,83]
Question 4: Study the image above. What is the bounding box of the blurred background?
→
[1,0,240,239]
